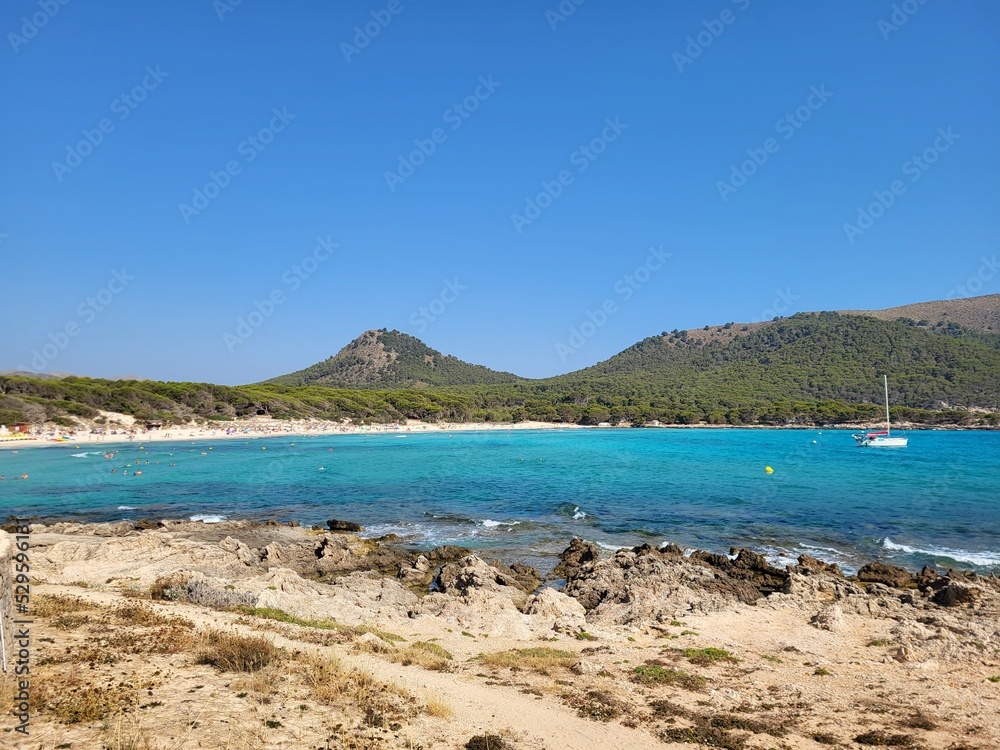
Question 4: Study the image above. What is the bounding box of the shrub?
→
[632,664,706,690]
[196,630,279,672]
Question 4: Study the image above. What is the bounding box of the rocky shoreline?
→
[8,517,1000,748]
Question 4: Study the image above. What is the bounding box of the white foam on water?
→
[190,514,226,523]
[480,519,521,529]
[117,505,136,511]
[71,452,90,458]
[572,506,587,520]
[592,540,625,552]
[759,546,800,570]
[882,537,1000,567]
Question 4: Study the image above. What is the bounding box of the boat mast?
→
[884,374,890,437]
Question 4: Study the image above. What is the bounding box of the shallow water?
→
[2,428,998,574]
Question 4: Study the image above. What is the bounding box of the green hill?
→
[539,312,1000,424]
[2,297,998,429]
[268,329,523,388]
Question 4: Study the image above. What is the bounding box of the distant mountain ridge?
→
[267,329,523,388]
[839,293,1000,333]
[3,294,997,430]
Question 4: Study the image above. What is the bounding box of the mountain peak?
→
[267,329,522,388]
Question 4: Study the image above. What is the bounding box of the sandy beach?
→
[2,412,981,451]
[0,416,585,450]
[3,519,998,749]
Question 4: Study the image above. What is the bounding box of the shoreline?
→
[2,417,995,450]
[7,519,1000,748]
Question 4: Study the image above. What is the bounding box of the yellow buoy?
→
[765,466,774,474]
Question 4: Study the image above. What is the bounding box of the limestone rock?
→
[810,605,846,632]
[219,536,259,567]
[571,659,600,675]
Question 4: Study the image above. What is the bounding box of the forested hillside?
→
[2,303,998,429]
[268,329,522,388]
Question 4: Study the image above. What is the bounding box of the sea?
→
[2,428,998,576]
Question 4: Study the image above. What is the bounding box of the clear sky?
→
[2,0,998,384]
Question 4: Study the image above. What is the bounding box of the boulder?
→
[794,554,843,577]
[856,561,915,589]
[551,537,599,581]
[219,536,259,567]
[437,555,531,608]
[326,519,363,532]
[525,587,587,633]
[810,605,846,632]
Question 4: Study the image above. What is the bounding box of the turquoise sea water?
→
[1,428,998,574]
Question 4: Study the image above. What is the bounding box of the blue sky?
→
[2,0,998,383]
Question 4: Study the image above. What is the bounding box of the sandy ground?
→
[3,523,998,749]
[0,418,587,450]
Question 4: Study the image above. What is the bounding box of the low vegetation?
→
[854,729,917,746]
[477,647,577,675]
[632,663,707,690]
[195,630,280,672]
[682,647,735,666]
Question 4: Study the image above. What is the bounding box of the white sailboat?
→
[853,375,908,447]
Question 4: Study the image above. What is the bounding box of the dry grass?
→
[424,691,453,719]
[32,593,98,618]
[477,647,577,675]
[395,641,454,671]
[232,662,286,704]
[195,630,280,673]
[235,605,404,644]
[35,668,149,724]
[112,601,192,628]
[102,706,157,750]
[298,651,416,726]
